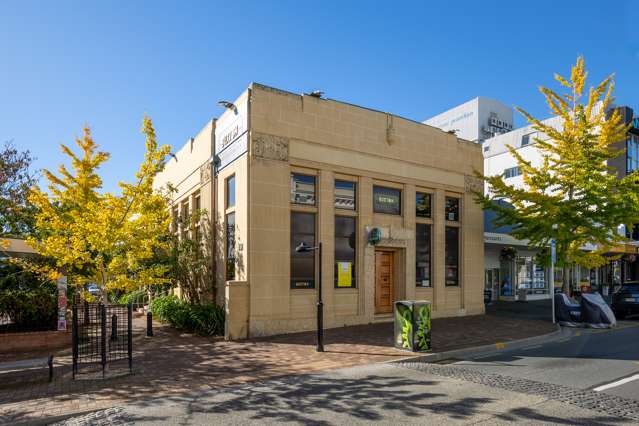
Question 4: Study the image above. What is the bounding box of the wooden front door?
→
[375,251,394,314]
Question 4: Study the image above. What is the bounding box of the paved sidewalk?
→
[0,313,556,425]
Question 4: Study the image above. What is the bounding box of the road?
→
[56,323,639,425]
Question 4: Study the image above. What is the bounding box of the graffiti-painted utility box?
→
[394,300,432,352]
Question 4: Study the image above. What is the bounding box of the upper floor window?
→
[291,174,316,206]
[503,166,522,179]
[627,135,639,174]
[416,192,432,218]
[226,175,236,208]
[335,180,356,210]
[521,134,532,146]
[373,186,401,215]
[445,197,459,222]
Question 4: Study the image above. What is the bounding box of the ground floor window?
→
[334,216,356,288]
[416,224,431,287]
[225,212,235,280]
[291,212,316,289]
[445,227,459,286]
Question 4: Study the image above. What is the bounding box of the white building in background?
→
[423,97,514,143]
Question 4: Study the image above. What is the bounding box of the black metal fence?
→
[72,302,132,378]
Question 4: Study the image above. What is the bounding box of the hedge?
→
[149,294,224,336]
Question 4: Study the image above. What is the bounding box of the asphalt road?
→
[455,322,639,401]
[56,322,639,425]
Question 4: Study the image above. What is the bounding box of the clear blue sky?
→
[2,1,638,192]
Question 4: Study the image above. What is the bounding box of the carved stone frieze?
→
[464,174,484,193]
[200,163,212,184]
[252,132,289,161]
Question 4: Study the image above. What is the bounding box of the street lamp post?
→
[295,241,324,352]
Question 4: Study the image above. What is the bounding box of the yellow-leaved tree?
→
[27,117,172,301]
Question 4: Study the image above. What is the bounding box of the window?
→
[503,166,521,179]
[416,192,432,218]
[521,134,531,146]
[193,195,201,240]
[373,186,401,215]
[445,227,459,286]
[334,216,356,288]
[226,175,236,208]
[291,174,316,206]
[416,224,431,287]
[335,180,356,210]
[291,212,316,288]
[445,197,459,221]
[225,212,235,280]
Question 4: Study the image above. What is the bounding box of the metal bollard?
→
[111,314,118,340]
[146,311,153,337]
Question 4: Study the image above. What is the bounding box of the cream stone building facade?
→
[155,83,485,339]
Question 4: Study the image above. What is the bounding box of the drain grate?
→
[394,361,639,421]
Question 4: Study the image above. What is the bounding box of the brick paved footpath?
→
[0,313,556,425]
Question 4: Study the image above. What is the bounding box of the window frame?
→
[290,211,317,289]
[226,175,236,209]
[415,223,432,288]
[445,197,460,222]
[291,173,317,206]
[334,215,357,289]
[445,226,460,287]
[334,179,357,211]
[416,192,432,219]
[373,185,402,215]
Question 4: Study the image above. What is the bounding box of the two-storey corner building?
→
[154,83,486,339]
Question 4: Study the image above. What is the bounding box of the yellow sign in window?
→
[337,262,352,287]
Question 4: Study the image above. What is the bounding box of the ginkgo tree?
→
[476,57,639,294]
[27,117,172,301]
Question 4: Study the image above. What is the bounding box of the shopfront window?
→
[335,180,356,210]
[445,197,459,221]
[445,227,459,286]
[291,212,316,289]
[291,174,316,206]
[416,224,431,287]
[416,192,432,218]
[334,216,356,288]
[373,186,401,215]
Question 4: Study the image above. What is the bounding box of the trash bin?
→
[394,300,432,352]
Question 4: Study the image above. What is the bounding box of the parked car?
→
[611,281,639,319]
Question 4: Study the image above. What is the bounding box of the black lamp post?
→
[295,241,324,352]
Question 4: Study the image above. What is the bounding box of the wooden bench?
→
[0,355,54,382]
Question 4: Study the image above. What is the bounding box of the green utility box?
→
[394,300,432,352]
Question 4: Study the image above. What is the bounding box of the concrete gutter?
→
[392,321,639,365]
[391,324,567,364]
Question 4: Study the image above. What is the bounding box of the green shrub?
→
[149,294,224,336]
[118,288,147,305]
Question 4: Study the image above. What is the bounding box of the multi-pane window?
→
[193,194,201,240]
[291,174,316,206]
[335,180,356,210]
[226,175,236,208]
[445,226,459,286]
[373,186,401,215]
[225,212,235,280]
[180,202,189,240]
[416,224,432,287]
[627,134,639,173]
[445,197,460,222]
[334,216,356,288]
[171,207,179,234]
[290,212,316,289]
[416,192,432,218]
[503,166,522,179]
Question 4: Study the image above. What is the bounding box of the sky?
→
[2,1,639,193]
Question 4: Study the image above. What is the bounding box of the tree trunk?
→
[562,264,570,295]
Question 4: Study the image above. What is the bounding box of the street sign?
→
[551,239,556,264]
